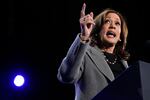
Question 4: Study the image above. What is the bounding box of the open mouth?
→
[106,31,116,37]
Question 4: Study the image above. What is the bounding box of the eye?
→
[104,19,111,24]
[115,22,121,26]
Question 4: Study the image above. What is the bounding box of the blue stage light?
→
[14,75,25,87]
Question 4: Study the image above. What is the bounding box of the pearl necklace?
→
[104,54,117,65]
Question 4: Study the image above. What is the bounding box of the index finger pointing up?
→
[80,3,86,18]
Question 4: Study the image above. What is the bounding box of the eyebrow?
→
[105,17,121,22]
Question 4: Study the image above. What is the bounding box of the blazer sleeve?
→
[57,34,90,83]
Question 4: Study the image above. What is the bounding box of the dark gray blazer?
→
[57,34,128,100]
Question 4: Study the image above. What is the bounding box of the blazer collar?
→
[121,60,129,68]
[87,46,115,81]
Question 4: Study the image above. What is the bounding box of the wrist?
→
[79,33,89,41]
[79,33,90,43]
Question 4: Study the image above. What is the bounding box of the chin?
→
[105,39,117,44]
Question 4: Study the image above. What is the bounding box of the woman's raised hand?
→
[79,3,95,41]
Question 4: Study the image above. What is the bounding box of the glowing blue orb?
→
[14,75,25,87]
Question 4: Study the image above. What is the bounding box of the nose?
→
[109,22,116,29]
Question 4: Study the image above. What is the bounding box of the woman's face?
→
[99,13,121,46]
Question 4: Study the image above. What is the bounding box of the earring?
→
[95,33,98,37]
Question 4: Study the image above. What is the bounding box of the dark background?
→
[0,0,149,99]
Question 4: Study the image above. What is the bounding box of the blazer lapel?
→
[87,46,115,81]
[121,60,129,69]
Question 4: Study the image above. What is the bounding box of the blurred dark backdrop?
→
[0,0,149,100]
